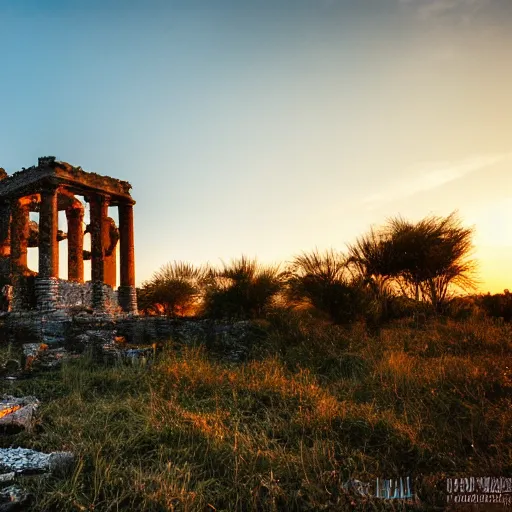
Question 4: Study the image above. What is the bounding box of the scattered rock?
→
[0,397,39,432]
[22,343,71,370]
[0,447,74,475]
[0,484,29,511]
[0,473,15,484]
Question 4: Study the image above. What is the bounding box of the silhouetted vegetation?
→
[3,211,510,510]
[349,211,477,314]
[476,289,512,322]
[286,249,370,324]
[137,213,485,326]
[138,261,207,316]
[202,256,284,319]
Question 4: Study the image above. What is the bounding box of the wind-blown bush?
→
[348,211,477,313]
[138,261,207,317]
[202,256,284,320]
[286,249,370,324]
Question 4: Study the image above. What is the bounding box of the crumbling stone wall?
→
[57,281,92,308]
[57,281,120,312]
[115,318,259,360]
[5,279,121,313]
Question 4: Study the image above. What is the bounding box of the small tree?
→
[348,212,478,313]
[139,261,207,317]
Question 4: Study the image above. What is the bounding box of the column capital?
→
[118,198,135,207]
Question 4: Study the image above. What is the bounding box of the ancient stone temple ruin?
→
[0,156,137,315]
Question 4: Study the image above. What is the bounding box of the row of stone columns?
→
[3,188,137,313]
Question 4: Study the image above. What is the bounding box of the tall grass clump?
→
[286,249,371,325]
[137,261,208,316]
[202,256,284,319]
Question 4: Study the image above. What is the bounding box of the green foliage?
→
[138,261,207,317]
[203,256,284,319]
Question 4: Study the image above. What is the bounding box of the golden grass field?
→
[1,313,511,510]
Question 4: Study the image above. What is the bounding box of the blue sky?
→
[1,0,511,292]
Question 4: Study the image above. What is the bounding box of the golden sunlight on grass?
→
[1,315,511,510]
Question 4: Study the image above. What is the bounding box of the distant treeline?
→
[136,211,510,324]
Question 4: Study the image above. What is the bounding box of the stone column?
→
[103,219,117,289]
[66,206,84,283]
[0,201,11,259]
[118,202,137,314]
[0,202,11,300]
[36,186,59,310]
[38,187,59,278]
[89,195,108,310]
[10,200,29,274]
[10,199,30,311]
[0,201,11,282]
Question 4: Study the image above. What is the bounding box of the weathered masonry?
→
[0,156,137,314]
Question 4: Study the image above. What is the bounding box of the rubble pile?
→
[72,328,157,365]
[102,341,155,366]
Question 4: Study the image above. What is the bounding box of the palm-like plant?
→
[348,212,477,313]
[203,256,284,319]
[139,261,208,317]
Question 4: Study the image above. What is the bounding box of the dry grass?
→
[0,315,511,510]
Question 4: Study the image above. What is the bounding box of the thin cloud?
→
[363,152,512,208]
[399,0,489,20]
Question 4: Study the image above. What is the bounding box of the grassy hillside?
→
[1,313,511,510]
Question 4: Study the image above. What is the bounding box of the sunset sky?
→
[0,0,511,293]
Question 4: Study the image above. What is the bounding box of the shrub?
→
[348,212,478,313]
[286,249,369,324]
[138,261,207,317]
[476,289,512,322]
[203,256,284,320]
